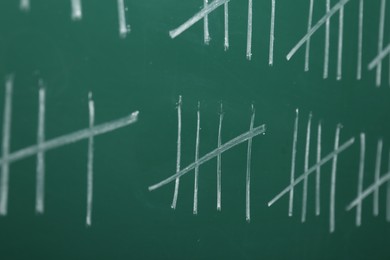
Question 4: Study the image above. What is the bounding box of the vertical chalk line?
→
[315,121,322,216]
[387,150,390,222]
[217,103,223,211]
[204,0,211,44]
[171,96,182,209]
[246,0,253,60]
[302,113,312,223]
[0,76,13,216]
[373,139,383,216]
[35,84,46,214]
[330,125,341,233]
[118,0,130,38]
[323,0,330,79]
[193,102,201,215]
[71,0,82,20]
[86,92,95,227]
[20,0,30,12]
[336,5,344,81]
[269,0,276,66]
[289,109,299,217]
[305,0,314,71]
[356,133,365,226]
[376,0,386,87]
[357,0,364,80]
[224,2,229,50]
[246,106,255,223]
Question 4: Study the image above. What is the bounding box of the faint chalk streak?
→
[301,113,312,223]
[305,0,314,71]
[357,0,364,80]
[315,122,322,216]
[217,104,223,211]
[169,0,229,39]
[193,102,201,215]
[375,0,386,87]
[323,0,330,79]
[204,0,211,44]
[336,6,344,80]
[246,106,255,222]
[118,0,130,38]
[373,139,383,217]
[86,93,95,227]
[246,0,253,60]
[224,2,229,50]
[288,109,299,217]
[355,133,365,226]
[171,96,182,209]
[20,0,30,11]
[269,0,276,66]
[329,125,341,233]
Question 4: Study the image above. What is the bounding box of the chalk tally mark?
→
[86,92,95,226]
[171,96,182,210]
[268,110,354,233]
[117,0,130,38]
[20,0,30,12]
[71,0,82,21]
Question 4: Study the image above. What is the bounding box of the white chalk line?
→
[302,113,312,223]
[356,133,365,226]
[315,122,322,216]
[35,85,46,214]
[149,124,266,191]
[373,139,383,217]
[0,76,14,216]
[204,0,211,44]
[323,0,330,79]
[368,44,390,70]
[329,125,341,233]
[246,106,255,222]
[246,0,253,60]
[118,0,130,38]
[71,0,82,21]
[357,0,364,80]
[336,6,344,81]
[193,102,201,215]
[347,171,390,211]
[269,0,276,66]
[171,96,182,209]
[376,0,386,87]
[169,0,229,39]
[288,109,299,217]
[86,93,95,227]
[305,0,314,72]
[224,2,229,50]
[217,104,223,211]
[286,0,351,61]
[268,137,355,207]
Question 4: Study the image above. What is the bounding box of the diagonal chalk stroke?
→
[169,0,229,39]
[357,0,364,80]
[0,112,139,167]
[193,102,201,215]
[268,137,355,207]
[288,109,299,217]
[373,139,383,216]
[368,44,390,70]
[346,171,390,211]
[118,0,130,38]
[305,0,314,72]
[20,0,30,11]
[86,93,95,227]
[35,84,46,214]
[217,103,223,211]
[0,76,14,216]
[269,0,276,65]
[355,133,365,226]
[171,96,182,209]
[329,125,341,233]
[71,0,82,20]
[376,0,386,87]
[302,113,312,223]
[286,0,351,61]
[149,124,266,191]
[246,0,253,60]
[204,0,211,44]
[246,106,255,222]
[323,0,330,79]
[336,5,344,80]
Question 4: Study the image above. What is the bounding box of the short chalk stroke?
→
[117,0,131,38]
[0,76,139,224]
[346,135,390,226]
[268,109,355,233]
[287,0,351,80]
[20,0,30,12]
[71,0,82,21]
[149,99,266,222]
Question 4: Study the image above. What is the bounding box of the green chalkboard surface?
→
[0,0,390,259]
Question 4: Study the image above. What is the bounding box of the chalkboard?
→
[0,0,390,259]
